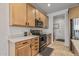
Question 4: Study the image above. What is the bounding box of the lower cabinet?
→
[9,37,39,56]
[32,48,39,56]
[16,44,31,56]
[31,37,39,56]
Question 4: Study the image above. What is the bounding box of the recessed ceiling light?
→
[48,3,51,7]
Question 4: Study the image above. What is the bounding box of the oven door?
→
[39,35,47,48]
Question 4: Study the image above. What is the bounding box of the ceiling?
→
[32,3,79,14]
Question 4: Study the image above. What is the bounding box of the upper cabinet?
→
[39,12,48,28]
[39,12,45,28]
[68,6,79,19]
[9,3,48,28]
[35,9,40,20]
[45,16,48,28]
[9,3,27,26]
[27,4,36,27]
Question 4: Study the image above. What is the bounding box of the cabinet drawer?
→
[15,39,31,48]
[32,41,39,45]
[32,44,39,49]
[31,37,39,43]
[32,48,39,56]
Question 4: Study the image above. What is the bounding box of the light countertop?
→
[9,35,39,43]
[71,40,79,53]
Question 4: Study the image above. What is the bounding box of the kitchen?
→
[0,3,79,56]
[9,3,51,56]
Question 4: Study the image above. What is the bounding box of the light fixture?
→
[48,3,51,7]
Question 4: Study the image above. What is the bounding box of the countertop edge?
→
[71,40,79,53]
[8,35,39,43]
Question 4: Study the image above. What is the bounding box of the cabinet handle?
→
[39,18,40,20]
[30,44,31,48]
[35,42,38,44]
[26,22,27,25]
[35,48,38,50]
[28,23,29,26]
[23,42,28,44]
[35,39,38,40]
[35,45,38,47]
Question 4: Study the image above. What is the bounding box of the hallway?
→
[49,41,74,56]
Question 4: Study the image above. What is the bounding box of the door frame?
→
[53,14,65,42]
[52,9,70,47]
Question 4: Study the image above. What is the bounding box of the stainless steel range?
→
[30,30,47,52]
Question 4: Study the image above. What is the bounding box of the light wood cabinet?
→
[10,3,27,26]
[36,9,40,20]
[9,3,48,28]
[45,16,48,28]
[68,6,79,19]
[9,36,39,56]
[27,4,36,27]
[36,9,48,28]
[39,12,48,28]
[15,39,31,56]
[16,44,31,56]
[39,12,45,28]
[31,37,39,56]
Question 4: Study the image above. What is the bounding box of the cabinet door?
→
[44,16,48,28]
[10,3,27,26]
[36,9,40,20]
[32,48,39,56]
[27,4,36,27]
[40,12,46,28]
[16,44,31,56]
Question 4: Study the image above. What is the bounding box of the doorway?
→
[53,14,65,43]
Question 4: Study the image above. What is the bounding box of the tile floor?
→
[37,41,74,56]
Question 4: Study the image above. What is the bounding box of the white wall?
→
[0,4,9,56]
[47,9,70,47]
[53,15,65,40]
[44,16,53,43]
[64,12,70,47]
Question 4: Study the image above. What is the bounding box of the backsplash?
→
[9,27,30,38]
[9,26,48,38]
